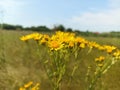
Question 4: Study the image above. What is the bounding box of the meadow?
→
[0,30,120,90]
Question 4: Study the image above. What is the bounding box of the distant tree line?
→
[0,23,51,32]
[0,23,120,37]
[0,23,73,32]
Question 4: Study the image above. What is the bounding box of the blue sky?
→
[0,0,120,32]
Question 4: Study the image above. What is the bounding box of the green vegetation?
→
[0,30,120,90]
[1,23,120,38]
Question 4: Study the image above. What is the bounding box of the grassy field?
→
[0,30,120,90]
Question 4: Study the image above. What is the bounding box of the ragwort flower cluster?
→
[20,31,120,74]
[20,31,120,90]
[20,31,120,56]
[20,31,89,50]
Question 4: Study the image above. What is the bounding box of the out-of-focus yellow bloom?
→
[51,31,75,44]
[113,50,120,59]
[24,81,33,88]
[75,37,87,44]
[95,56,105,68]
[49,41,59,48]
[79,43,85,48]
[95,56,105,62]
[113,50,120,57]
[88,41,100,48]
[20,35,33,41]
[40,38,47,45]
[104,45,117,53]
[39,34,50,44]
[31,83,40,90]
[19,82,40,90]
[20,36,28,41]
[19,87,25,90]
[20,33,41,41]
[68,41,74,47]
[33,33,43,41]
[98,46,105,51]
[43,34,50,40]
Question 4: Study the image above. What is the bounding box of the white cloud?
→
[72,8,120,26]
[68,0,120,32]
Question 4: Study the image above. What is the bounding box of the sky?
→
[0,0,120,32]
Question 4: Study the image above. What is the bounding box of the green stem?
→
[54,85,60,90]
[88,72,101,90]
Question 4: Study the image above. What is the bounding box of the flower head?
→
[24,81,33,88]
[48,40,64,51]
[95,56,105,62]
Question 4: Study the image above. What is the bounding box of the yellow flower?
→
[33,33,43,41]
[19,87,25,90]
[51,31,75,44]
[68,41,74,47]
[40,38,47,45]
[104,45,117,54]
[20,33,39,41]
[87,41,100,49]
[48,40,63,51]
[50,41,59,48]
[79,43,85,48]
[75,37,87,44]
[31,83,40,90]
[95,56,105,68]
[113,50,120,59]
[95,56,105,62]
[20,36,29,41]
[43,34,50,40]
[98,46,105,51]
[113,51,120,56]
[24,81,33,88]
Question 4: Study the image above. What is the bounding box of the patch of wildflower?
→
[20,31,89,51]
[20,31,120,90]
